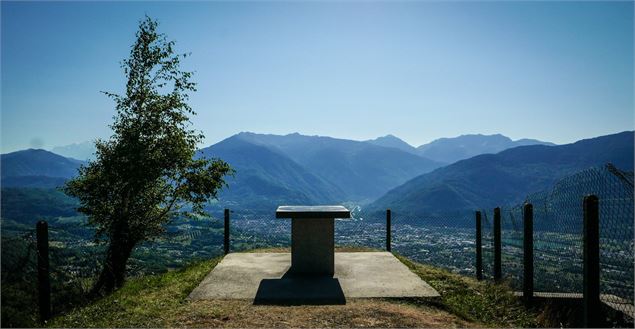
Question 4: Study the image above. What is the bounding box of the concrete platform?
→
[188,252,440,305]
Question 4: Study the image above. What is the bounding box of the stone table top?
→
[276,205,351,219]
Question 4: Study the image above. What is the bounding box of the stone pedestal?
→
[291,218,334,275]
[276,205,350,277]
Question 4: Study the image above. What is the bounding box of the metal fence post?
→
[523,203,534,302]
[583,195,600,328]
[475,211,483,281]
[386,209,392,252]
[224,209,230,255]
[36,220,51,322]
[493,207,501,282]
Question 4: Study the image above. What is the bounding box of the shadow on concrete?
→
[253,271,346,305]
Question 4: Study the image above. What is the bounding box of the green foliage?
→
[63,16,232,293]
[1,235,97,328]
[396,254,538,328]
[1,237,39,327]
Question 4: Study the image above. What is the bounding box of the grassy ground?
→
[395,254,538,327]
[48,257,222,328]
[49,250,539,328]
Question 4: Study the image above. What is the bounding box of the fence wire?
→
[481,209,494,280]
[500,205,524,290]
[512,164,633,315]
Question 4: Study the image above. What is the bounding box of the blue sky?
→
[2,1,633,153]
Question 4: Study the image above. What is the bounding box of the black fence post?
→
[493,207,501,282]
[583,195,600,328]
[36,220,51,322]
[386,209,392,252]
[523,203,534,302]
[224,209,230,255]
[475,211,482,281]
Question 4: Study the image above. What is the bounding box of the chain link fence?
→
[500,205,524,290]
[503,164,633,315]
[1,229,100,326]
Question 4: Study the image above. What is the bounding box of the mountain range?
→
[2,132,444,209]
[368,131,634,215]
[198,132,443,208]
[414,134,555,164]
[196,136,345,210]
[51,133,554,165]
[2,131,631,214]
[0,149,84,188]
[367,133,554,163]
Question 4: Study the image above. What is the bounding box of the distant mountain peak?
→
[445,133,510,141]
[50,141,96,161]
[415,133,554,164]
[365,134,416,154]
[1,148,84,187]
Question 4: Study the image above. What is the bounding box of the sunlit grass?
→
[48,257,221,328]
[50,250,538,328]
[395,254,538,328]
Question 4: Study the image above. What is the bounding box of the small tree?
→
[64,16,232,295]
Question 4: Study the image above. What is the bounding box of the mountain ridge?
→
[414,133,555,164]
[197,135,345,210]
[232,132,444,201]
[365,134,418,154]
[50,141,96,161]
[45,132,556,165]
[368,131,634,215]
[1,149,83,179]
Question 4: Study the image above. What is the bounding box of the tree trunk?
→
[90,238,136,296]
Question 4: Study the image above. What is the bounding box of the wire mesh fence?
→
[1,232,41,326]
[514,164,633,315]
[500,205,524,290]
[481,209,494,280]
[1,230,98,319]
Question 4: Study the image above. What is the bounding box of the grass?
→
[395,254,538,328]
[49,250,539,328]
[48,257,222,328]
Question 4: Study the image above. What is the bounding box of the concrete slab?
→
[188,252,440,304]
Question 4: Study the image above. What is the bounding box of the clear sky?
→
[2,1,633,153]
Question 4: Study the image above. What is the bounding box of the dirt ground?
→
[169,298,480,328]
